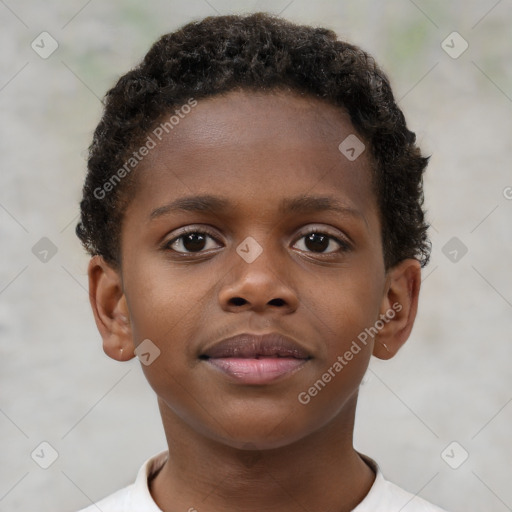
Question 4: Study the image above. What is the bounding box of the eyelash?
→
[163,226,352,256]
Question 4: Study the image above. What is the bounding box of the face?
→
[111,90,392,449]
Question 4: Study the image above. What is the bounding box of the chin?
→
[205,406,325,451]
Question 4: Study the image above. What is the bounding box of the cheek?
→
[301,264,384,352]
[122,264,210,421]
[289,267,382,408]
[124,260,214,345]
[293,287,378,431]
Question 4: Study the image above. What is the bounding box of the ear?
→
[87,255,135,362]
[372,258,421,360]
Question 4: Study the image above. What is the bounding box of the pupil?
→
[305,233,328,252]
[183,233,206,252]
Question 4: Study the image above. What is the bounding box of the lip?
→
[200,332,312,385]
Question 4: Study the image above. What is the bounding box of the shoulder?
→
[73,451,168,512]
[354,455,450,512]
[76,484,133,512]
[377,478,450,512]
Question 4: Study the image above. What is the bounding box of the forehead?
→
[127,89,377,221]
[149,89,363,158]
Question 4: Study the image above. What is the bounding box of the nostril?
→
[268,298,285,306]
[229,297,247,306]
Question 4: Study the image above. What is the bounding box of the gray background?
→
[1,1,511,511]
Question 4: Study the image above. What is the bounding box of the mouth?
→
[200,332,312,385]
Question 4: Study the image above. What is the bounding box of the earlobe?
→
[373,258,421,360]
[88,255,136,362]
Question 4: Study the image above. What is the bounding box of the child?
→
[75,12,448,512]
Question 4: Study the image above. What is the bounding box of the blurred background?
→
[1,1,511,511]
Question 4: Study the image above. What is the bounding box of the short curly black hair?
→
[76,12,430,270]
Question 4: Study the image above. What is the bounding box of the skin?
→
[88,89,421,512]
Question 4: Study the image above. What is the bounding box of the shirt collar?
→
[133,451,387,511]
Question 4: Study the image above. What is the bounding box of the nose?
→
[218,241,299,314]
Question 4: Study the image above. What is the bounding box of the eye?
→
[293,229,351,254]
[163,226,350,255]
[164,227,222,254]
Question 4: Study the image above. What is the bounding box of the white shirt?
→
[76,451,449,512]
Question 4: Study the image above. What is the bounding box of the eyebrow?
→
[149,194,365,222]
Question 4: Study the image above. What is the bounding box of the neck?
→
[150,394,375,512]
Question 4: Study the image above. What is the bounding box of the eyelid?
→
[170,224,220,239]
